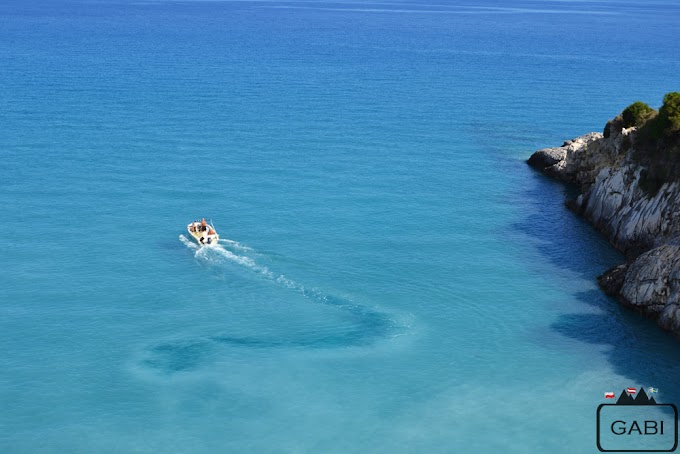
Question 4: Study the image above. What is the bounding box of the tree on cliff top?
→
[621,101,656,128]
[658,92,680,133]
[604,101,657,138]
[633,92,680,195]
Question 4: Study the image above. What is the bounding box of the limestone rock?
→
[619,244,680,315]
[530,126,680,337]
[598,264,628,296]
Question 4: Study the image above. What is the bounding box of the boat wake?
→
[180,234,260,270]
[139,236,409,374]
[178,235,379,312]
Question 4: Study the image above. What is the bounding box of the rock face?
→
[528,125,680,337]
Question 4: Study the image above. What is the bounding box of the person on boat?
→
[201,218,207,231]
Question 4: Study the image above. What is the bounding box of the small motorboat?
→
[187,218,219,246]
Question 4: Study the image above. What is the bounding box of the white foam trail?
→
[179,234,199,251]
[180,235,412,339]
[201,245,257,268]
[218,238,253,252]
[180,235,255,266]
[180,235,333,304]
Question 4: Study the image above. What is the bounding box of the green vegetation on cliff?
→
[604,92,680,195]
[659,92,680,133]
[622,101,656,128]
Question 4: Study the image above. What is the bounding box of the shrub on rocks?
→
[621,101,656,128]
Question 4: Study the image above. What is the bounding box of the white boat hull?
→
[187,221,219,246]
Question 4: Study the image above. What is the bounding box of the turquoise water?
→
[2,0,680,452]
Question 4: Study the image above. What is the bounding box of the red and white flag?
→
[605,392,615,399]
[627,387,637,394]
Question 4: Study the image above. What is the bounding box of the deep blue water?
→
[2,0,680,452]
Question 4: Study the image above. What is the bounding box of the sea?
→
[2,0,680,452]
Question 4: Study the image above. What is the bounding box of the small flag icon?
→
[605,392,615,399]
[627,387,637,394]
[649,387,658,394]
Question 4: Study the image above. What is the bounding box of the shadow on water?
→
[473,124,623,279]
[142,307,398,374]
[511,168,624,280]
[552,290,680,404]
[516,162,680,403]
[142,312,399,375]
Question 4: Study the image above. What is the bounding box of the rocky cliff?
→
[528,123,680,336]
